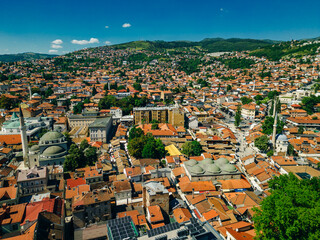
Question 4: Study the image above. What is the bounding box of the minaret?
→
[29,86,32,101]
[253,79,256,91]
[19,107,29,167]
[272,98,278,149]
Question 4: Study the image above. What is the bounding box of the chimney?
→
[192,188,195,199]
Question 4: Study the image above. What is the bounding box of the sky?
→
[0,0,320,54]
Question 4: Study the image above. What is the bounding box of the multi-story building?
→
[88,117,112,142]
[133,107,184,127]
[72,189,114,228]
[17,166,48,196]
[143,181,169,215]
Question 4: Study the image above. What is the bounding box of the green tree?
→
[253,173,320,240]
[262,116,285,135]
[92,87,97,96]
[181,141,203,157]
[235,105,242,127]
[151,123,159,130]
[133,82,142,92]
[63,144,84,172]
[80,139,90,151]
[267,90,280,100]
[84,146,98,166]
[266,150,274,157]
[254,135,270,152]
[44,87,54,98]
[73,102,84,114]
[128,136,146,159]
[227,85,232,92]
[241,97,253,105]
[298,126,304,134]
[129,126,144,140]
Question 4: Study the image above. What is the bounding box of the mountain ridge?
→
[0,52,58,62]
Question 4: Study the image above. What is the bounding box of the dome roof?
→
[30,145,40,152]
[277,134,288,142]
[221,164,237,173]
[185,159,198,167]
[200,158,214,165]
[32,93,40,97]
[42,146,65,156]
[207,164,221,173]
[215,158,229,166]
[7,121,20,128]
[40,131,64,142]
[190,165,205,174]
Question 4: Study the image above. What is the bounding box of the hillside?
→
[250,40,320,61]
[112,38,277,52]
[0,52,58,62]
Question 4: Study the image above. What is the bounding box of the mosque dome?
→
[42,146,65,157]
[185,159,198,167]
[215,158,229,166]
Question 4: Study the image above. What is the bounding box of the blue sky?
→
[0,0,320,54]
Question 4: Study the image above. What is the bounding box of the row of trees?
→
[127,127,166,159]
[98,94,149,115]
[63,140,98,172]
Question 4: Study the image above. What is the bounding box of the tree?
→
[73,102,84,114]
[133,82,142,92]
[84,146,98,166]
[253,173,320,240]
[128,129,166,159]
[267,150,274,157]
[92,87,97,96]
[44,87,54,98]
[262,116,285,135]
[128,135,146,159]
[267,90,280,100]
[129,126,144,140]
[227,85,232,92]
[241,96,253,105]
[80,139,90,151]
[63,132,72,148]
[254,135,270,152]
[235,105,242,127]
[151,123,159,130]
[63,144,83,172]
[181,141,203,157]
[298,126,304,134]
[287,144,296,156]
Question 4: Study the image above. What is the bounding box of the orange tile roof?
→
[203,209,219,221]
[172,208,192,223]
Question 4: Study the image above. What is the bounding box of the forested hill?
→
[250,39,320,61]
[0,52,58,62]
[112,38,278,52]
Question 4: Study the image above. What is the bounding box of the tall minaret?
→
[272,98,278,149]
[29,86,32,101]
[19,107,29,167]
[253,79,256,91]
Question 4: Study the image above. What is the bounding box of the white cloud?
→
[105,26,109,29]
[71,38,100,45]
[49,49,58,53]
[51,39,63,45]
[220,8,224,11]
[105,41,111,45]
[122,23,131,28]
[51,44,63,49]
